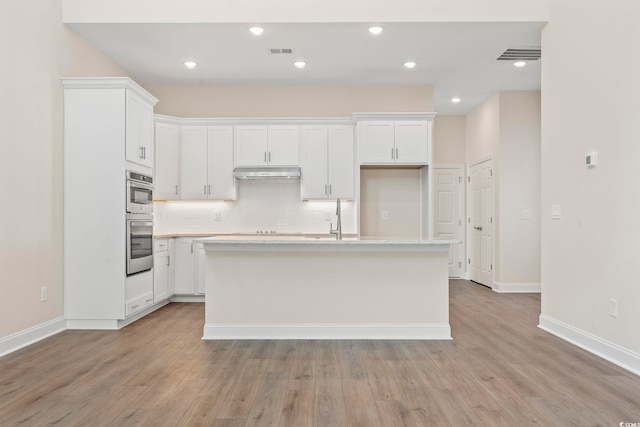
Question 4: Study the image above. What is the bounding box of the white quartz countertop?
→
[199,235,459,252]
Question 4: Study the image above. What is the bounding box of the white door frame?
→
[466,156,495,286]
[433,163,465,278]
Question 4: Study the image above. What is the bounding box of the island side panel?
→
[203,249,450,339]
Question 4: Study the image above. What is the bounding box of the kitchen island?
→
[199,237,456,340]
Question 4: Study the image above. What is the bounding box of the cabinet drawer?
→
[125,292,154,316]
[154,238,168,252]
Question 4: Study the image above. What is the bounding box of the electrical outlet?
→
[381,210,389,221]
[213,211,221,221]
[609,299,618,318]
[40,287,47,302]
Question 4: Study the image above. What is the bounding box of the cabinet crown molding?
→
[154,115,354,126]
[61,77,159,106]
[352,112,437,121]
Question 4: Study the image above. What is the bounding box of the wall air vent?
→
[497,47,541,61]
[269,48,294,54]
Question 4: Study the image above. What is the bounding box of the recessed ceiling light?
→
[294,61,307,69]
[514,61,527,68]
[403,61,417,69]
[249,26,264,36]
[368,26,383,35]
[451,97,462,103]
[183,61,197,69]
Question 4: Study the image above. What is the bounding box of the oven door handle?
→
[130,221,154,227]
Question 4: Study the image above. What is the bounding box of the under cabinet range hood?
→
[233,166,301,180]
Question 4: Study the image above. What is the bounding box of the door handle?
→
[474,226,483,231]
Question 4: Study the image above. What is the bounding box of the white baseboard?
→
[493,281,541,293]
[0,317,66,358]
[170,295,205,303]
[67,300,170,330]
[539,314,640,376]
[202,323,452,340]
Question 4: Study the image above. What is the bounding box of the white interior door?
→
[468,159,494,287]
[433,166,463,278]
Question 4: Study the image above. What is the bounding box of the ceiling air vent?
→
[497,47,541,61]
[269,48,294,54]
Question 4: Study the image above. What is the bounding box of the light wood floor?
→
[1,280,639,426]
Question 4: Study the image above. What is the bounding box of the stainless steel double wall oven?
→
[126,171,153,275]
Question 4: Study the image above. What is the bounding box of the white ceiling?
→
[68,22,543,114]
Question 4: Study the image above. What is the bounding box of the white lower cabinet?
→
[124,270,154,316]
[174,237,205,295]
[153,238,175,303]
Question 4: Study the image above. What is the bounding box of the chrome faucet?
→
[329,198,342,240]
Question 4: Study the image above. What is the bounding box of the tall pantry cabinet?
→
[63,78,159,329]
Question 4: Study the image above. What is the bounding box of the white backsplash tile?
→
[154,180,356,234]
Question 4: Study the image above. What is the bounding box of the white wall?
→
[498,92,541,285]
[62,0,549,23]
[360,169,422,238]
[148,85,433,118]
[0,0,129,339]
[154,181,356,235]
[434,115,466,164]
[541,0,640,356]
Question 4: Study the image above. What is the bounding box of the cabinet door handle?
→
[264,152,267,163]
[324,184,328,195]
[175,185,178,195]
[396,147,399,159]
[190,243,193,253]
[140,146,145,159]
[329,184,332,195]
[167,255,171,266]
[391,147,394,159]
[204,185,207,195]
[269,151,271,162]
[208,184,211,195]
[143,146,147,159]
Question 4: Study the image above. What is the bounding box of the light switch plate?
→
[551,205,562,220]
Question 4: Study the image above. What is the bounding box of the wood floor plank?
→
[342,379,382,427]
[314,379,347,427]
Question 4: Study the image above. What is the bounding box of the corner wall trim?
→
[538,314,640,377]
[203,323,452,340]
[0,317,66,358]
[493,281,541,293]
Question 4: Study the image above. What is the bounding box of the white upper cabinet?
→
[178,125,235,200]
[394,121,429,164]
[126,91,154,168]
[360,121,395,164]
[328,125,355,199]
[357,115,433,165]
[234,126,268,166]
[267,126,300,166]
[235,125,299,167]
[301,125,354,200]
[180,126,209,199]
[154,123,180,200]
[207,126,235,200]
